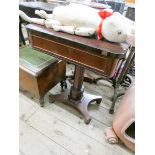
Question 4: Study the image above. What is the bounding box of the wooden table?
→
[26,24,129,124]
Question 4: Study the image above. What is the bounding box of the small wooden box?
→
[19,46,66,106]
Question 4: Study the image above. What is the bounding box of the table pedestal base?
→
[49,86,102,124]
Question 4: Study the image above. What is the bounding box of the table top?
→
[26,24,129,59]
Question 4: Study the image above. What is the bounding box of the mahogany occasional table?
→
[26,24,129,124]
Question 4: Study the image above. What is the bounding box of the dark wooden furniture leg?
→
[49,65,102,124]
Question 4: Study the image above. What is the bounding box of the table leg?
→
[49,65,102,124]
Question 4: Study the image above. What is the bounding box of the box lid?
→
[19,46,58,73]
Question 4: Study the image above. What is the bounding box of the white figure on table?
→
[19,3,135,43]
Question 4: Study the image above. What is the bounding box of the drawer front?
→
[30,34,118,76]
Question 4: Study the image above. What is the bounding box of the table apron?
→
[29,34,119,77]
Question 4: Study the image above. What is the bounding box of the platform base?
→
[49,86,102,124]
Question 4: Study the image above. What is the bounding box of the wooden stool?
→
[19,46,66,106]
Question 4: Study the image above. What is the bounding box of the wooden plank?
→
[19,151,25,155]
[84,80,114,100]
[44,102,109,141]
[20,120,73,155]
[83,80,126,110]
[27,108,133,155]
[19,92,39,121]
[43,102,133,154]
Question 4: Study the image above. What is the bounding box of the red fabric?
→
[97,10,113,39]
[98,10,113,20]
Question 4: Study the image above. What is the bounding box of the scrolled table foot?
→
[48,86,102,124]
[84,117,92,124]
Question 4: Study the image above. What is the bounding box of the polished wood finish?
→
[27,25,128,57]
[49,82,102,124]
[69,66,85,101]
[26,24,129,123]
[27,24,128,77]
[20,59,66,107]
